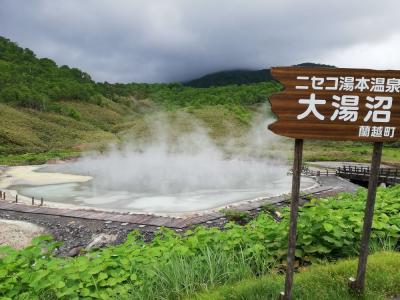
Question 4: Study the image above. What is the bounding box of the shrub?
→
[221,209,252,225]
[0,185,399,299]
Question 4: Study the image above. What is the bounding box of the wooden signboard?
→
[269,67,400,141]
[269,66,400,300]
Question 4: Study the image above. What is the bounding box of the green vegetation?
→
[183,69,274,88]
[183,63,334,88]
[0,102,122,158]
[0,35,279,113]
[0,150,80,166]
[0,36,282,163]
[1,36,400,164]
[267,139,400,166]
[1,37,399,300]
[220,209,252,225]
[0,37,98,110]
[0,101,269,165]
[304,140,400,165]
[0,185,399,299]
[97,81,280,110]
[192,251,400,300]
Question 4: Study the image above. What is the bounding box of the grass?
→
[1,100,400,165]
[116,105,253,143]
[136,246,261,300]
[289,140,400,165]
[0,103,122,156]
[0,150,81,166]
[191,251,400,300]
[0,102,257,165]
[0,185,399,299]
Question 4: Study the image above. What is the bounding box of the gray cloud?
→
[1,0,400,83]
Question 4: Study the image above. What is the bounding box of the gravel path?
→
[0,210,157,256]
[0,219,46,249]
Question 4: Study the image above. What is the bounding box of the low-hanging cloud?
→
[1,0,400,83]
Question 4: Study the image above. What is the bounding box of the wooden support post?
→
[280,139,303,300]
[349,142,383,293]
[32,197,34,205]
[15,194,18,203]
[40,197,43,206]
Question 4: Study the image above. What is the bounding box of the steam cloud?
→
[53,112,288,195]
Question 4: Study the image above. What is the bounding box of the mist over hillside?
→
[183,63,335,88]
[3,36,395,167]
[0,36,282,163]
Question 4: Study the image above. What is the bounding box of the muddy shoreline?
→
[0,175,358,256]
[0,161,360,256]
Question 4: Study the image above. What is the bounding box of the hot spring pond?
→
[6,162,317,214]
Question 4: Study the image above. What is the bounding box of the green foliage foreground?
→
[0,186,399,299]
[192,251,400,300]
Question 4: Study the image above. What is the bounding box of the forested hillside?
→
[183,63,335,88]
[0,37,98,111]
[1,36,399,166]
[0,36,280,111]
[183,69,274,88]
[0,36,281,163]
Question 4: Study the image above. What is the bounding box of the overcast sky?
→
[1,0,400,83]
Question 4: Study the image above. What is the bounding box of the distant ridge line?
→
[183,63,335,88]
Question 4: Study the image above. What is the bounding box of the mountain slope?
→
[184,63,335,88]
[183,69,274,88]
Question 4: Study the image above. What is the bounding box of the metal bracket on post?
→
[349,142,383,293]
[279,138,303,300]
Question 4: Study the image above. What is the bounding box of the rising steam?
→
[53,111,288,195]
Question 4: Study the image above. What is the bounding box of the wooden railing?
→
[289,166,336,176]
[336,165,400,185]
[337,165,400,177]
[290,165,400,185]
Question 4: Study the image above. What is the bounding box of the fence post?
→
[15,194,18,203]
[32,197,34,205]
[40,197,43,206]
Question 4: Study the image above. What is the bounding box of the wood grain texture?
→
[350,142,383,292]
[268,67,400,141]
[283,139,303,300]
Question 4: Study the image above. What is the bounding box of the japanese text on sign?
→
[295,76,400,92]
[295,76,396,138]
[268,67,400,141]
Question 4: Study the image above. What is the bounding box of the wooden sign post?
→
[282,138,303,300]
[269,67,400,299]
